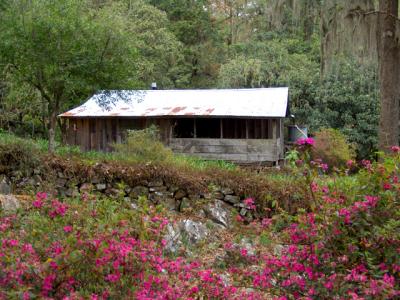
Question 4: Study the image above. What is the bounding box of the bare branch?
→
[363,10,400,22]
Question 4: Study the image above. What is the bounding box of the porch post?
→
[193,119,197,138]
[220,119,223,138]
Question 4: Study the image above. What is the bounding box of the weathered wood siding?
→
[64,117,285,162]
[169,138,281,162]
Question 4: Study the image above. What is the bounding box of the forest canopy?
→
[0,0,389,157]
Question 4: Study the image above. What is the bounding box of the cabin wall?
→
[65,117,172,151]
[169,138,280,163]
[64,117,285,162]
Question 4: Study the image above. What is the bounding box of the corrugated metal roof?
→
[59,88,289,118]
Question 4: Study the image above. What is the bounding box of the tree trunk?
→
[48,99,60,153]
[303,0,314,41]
[378,0,399,152]
[48,110,57,153]
[57,117,67,145]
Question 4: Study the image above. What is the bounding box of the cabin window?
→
[172,118,275,139]
[196,118,220,138]
[222,119,246,138]
[173,118,195,138]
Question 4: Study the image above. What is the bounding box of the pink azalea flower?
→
[296,137,315,146]
[32,199,43,209]
[105,273,120,282]
[346,160,354,168]
[243,198,256,210]
[261,218,272,228]
[383,182,392,190]
[320,163,329,171]
[63,225,73,233]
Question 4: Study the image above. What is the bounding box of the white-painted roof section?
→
[59,88,289,118]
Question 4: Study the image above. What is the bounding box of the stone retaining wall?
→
[0,166,257,222]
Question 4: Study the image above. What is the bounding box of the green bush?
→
[312,128,355,169]
[0,130,42,175]
[113,125,173,163]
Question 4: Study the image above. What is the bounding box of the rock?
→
[149,192,166,204]
[224,195,240,204]
[223,238,256,266]
[203,200,233,228]
[163,220,209,254]
[168,185,179,193]
[203,193,213,200]
[80,183,93,192]
[0,194,20,212]
[180,220,208,244]
[221,187,234,195]
[106,188,122,198]
[0,176,11,195]
[18,178,35,188]
[240,208,248,216]
[273,244,284,256]
[148,179,163,187]
[91,177,100,184]
[65,187,79,198]
[179,197,191,211]
[163,198,177,211]
[219,273,232,287]
[213,191,224,200]
[163,223,183,253]
[174,189,187,200]
[56,178,67,188]
[96,183,106,191]
[11,170,22,179]
[33,175,43,185]
[129,186,149,199]
[188,194,197,199]
[149,186,167,193]
[196,209,206,218]
[238,238,256,256]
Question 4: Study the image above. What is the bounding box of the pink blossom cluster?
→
[296,137,315,146]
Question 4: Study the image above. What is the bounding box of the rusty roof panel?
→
[59,88,288,118]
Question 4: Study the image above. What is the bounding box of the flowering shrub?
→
[0,147,399,299]
[312,128,356,169]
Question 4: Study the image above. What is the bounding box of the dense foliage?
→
[0,0,381,157]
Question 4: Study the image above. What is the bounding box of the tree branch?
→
[99,35,111,67]
[363,10,400,22]
[8,63,53,104]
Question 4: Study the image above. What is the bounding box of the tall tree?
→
[148,0,224,87]
[0,0,139,151]
[377,0,399,151]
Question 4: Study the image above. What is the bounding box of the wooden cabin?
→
[59,88,289,164]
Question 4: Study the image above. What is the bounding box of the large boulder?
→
[0,194,20,212]
[203,200,233,228]
[163,219,209,253]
